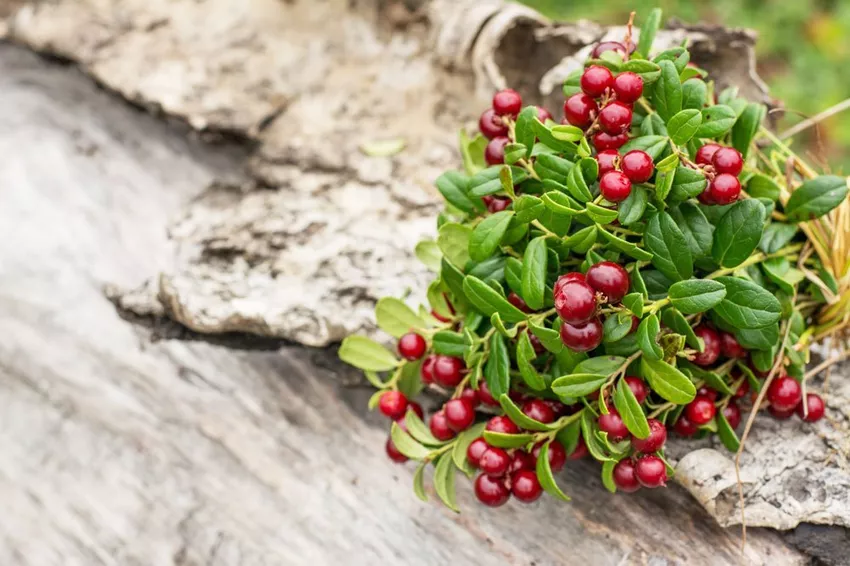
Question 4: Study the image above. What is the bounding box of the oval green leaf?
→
[668,279,727,314]
[640,357,697,404]
[711,199,765,268]
[339,335,400,371]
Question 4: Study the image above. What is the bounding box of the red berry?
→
[460,387,479,408]
[697,186,716,205]
[709,174,741,205]
[599,171,632,202]
[429,410,456,441]
[768,405,795,420]
[536,106,553,123]
[564,93,598,129]
[624,376,648,403]
[635,455,668,488]
[696,386,718,402]
[554,280,597,324]
[522,399,556,424]
[554,272,586,296]
[767,376,803,411]
[629,315,640,333]
[492,89,522,117]
[484,136,509,165]
[585,261,630,302]
[686,395,716,426]
[444,398,476,432]
[420,355,437,384]
[797,393,825,423]
[695,143,721,166]
[692,326,721,366]
[621,150,654,183]
[598,101,633,135]
[487,197,510,213]
[543,399,568,417]
[612,72,643,103]
[591,41,628,59]
[734,379,750,399]
[527,330,546,355]
[722,402,742,429]
[508,291,533,313]
[581,65,614,98]
[474,473,510,507]
[596,149,620,177]
[511,470,543,503]
[598,410,629,442]
[533,441,567,472]
[398,332,427,361]
[477,381,501,407]
[386,435,408,463]
[508,450,536,474]
[674,414,699,437]
[592,131,629,151]
[479,108,508,139]
[479,446,511,477]
[631,418,667,453]
[712,147,744,176]
[720,332,747,358]
[467,437,489,468]
[559,318,603,352]
[378,391,408,420]
[408,402,424,420]
[612,459,641,492]
[568,436,588,460]
[433,355,464,388]
[486,415,520,435]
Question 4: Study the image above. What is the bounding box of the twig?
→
[779,97,850,140]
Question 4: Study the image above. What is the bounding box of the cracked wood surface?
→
[0,45,815,565]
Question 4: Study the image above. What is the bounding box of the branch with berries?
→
[340,9,848,511]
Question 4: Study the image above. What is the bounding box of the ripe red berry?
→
[479,446,511,477]
[474,473,510,507]
[508,450,536,474]
[554,272,586,296]
[522,399,556,424]
[734,378,750,399]
[386,435,408,463]
[492,89,522,117]
[467,437,489,468]
[563,93,598,129]
[598,101,633,135]
[599,171,632,202]
[479,108,508,139]
[797,393,825,422]
[598,410,629,442]
[712,147,744,176]
[673,414,699,437]
[568,436,588,460]
[624,376,648,403]
[378,391,408,420]
[709,174,741,205]
[398,332,427,361]
[585,261,630,302]
[543,399,568,417]
[621,150,654,183]
[596,149,620,177]
[720,332,747,358]
[612,72,643,103]
[767,376,803,411]
[686,395,716,425]
[768,405,795,420]
[591,41,628,59]
[487,197,510,213]
[476,381,500,407]
[554,280,597,324]
[444,398,476,432]
[486,415,520,435]
[722,401,742,429]
[612,459,641,492]
[559,318,603,352]
[581,65,614,98]
[592,131,629,151]
[508,291,533,313]
[696,386,718,402]
[511,470,543,503]
[635,455,668,488]
[536,106,553,123]
[697,186,716,205]
[629,315,640,333]
[458,388,478,409]
[429,410,456,441]
[432,355,464,388]
[533,441,567,472]
[695,143,721,166]
[484,136,509,165]
[631,418,667,453]
[692,326,721,366]
[420,355,437,384]
[407,403,424,420]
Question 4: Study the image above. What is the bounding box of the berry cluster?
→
[695,144,744,205]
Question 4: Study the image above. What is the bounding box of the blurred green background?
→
[515,0,850,173]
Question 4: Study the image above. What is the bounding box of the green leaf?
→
[529,319,564,354]
[695,105,737,139]
[714,276,782,329]
[603,313,634,344]
[375,297,426,338]
[437,222,472,268]
[505,257,523,294]
[668,202,713,259]
[784,176,849,222]
[536,442,571,501]
[462,275,527,323]
[681,79,707,110]
[667,109,702,145]
[716,411,740,452]
[468,255,506,283]
[762,257,805,295]
[654,167,676,202]
[391,421,432,460]
[503,143,527,165]
[601,460,618,493]
[737,323,780,351]
[499,394,552,431]
[483,430,535,448]
[640,357,696,404]
[433,453,459,512]
[746,174,781,201]
[566,157,595,202]
[551,373,608,397]
[415,240,442,272]
[661,308,702,350]
[563,225,598,253]
[596,227,654,261]
[645,212,693,281]
[581,410,613,462]
[574,355,626,376]
[550,124,585,142]
[520,237,547,310]
[667,167,708,204]
[405,409,449,447]
[514,194,545,223]
[711,199,765,268]
[760,223,798,254]
[586,203,619,224]
[623,293,644,317]
[637,313,663,360]
[484,332,510,397]
[621,135,669,161]
[621,59,662,83]
[641,113,668,136]
[467,166,504,198]
[440,258,468,303]
[470,211,514,261]
[637,8,663,57]
[731,103,766,158]
[618,186,648,225]
[459,130,488,176]
[542,190,584,216]
[668,279,727,314]
[653,47,689,73]
[517,331,546,390]
[432,330,468,357]
[453,422,487,476]
[436,171,479,214]
[614,377,651,439]
[339,335,400,371]
[413,463,428,502]
[515,106,538,158]
[535,153,574,181]
[652,60,683,122]
[397,359,424,399]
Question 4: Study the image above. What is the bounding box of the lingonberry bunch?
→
[341,9,844,511]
